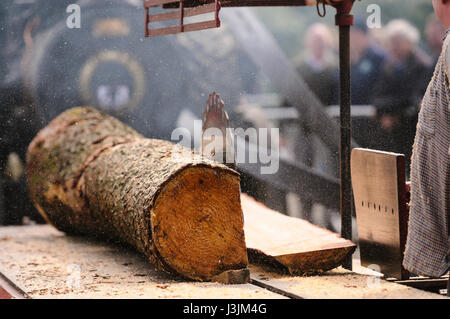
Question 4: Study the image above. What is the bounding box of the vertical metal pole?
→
[144,7,149,38]
[339,25,352,270]
[180,0,184,33]
[332,0,355,271]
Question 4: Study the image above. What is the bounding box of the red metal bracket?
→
[330,0,354,26]
[144,0,221,37]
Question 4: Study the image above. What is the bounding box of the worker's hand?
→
[405,181,411,211]
[380,114,400,132]
[405,181,411,193]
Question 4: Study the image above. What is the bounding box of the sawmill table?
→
[0,225,445,299]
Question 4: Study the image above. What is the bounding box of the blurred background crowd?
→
[246,1,445,230]
[291,14,443,170]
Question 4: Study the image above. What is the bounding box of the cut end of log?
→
[152,165,248,281]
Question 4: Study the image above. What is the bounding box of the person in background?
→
[426,13,446,62]
[403,0,449,288]
[371,19,432,170]
[291,24,337,223]
[425,13,446,80]
[329,18,387,151]
[332,17,387,106]
[293,23,336,106]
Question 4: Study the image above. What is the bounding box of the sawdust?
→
[0,225,446,299]
[0,225,282,299]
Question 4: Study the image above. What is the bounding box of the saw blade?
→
[202,92,236,170]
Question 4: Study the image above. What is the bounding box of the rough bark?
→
[26,107,248,281]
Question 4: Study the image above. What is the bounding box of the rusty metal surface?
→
[332,0,355,271]
[163,0,346,8]
[0,286,13,299]
[338,24,353,270]
[0,272,29,299]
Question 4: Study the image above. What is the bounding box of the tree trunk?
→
[26,107,248,281]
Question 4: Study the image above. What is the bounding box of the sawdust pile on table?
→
[0,225,445,299]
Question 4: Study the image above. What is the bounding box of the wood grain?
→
[241,194,356,275]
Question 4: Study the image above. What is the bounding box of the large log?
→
[26,107,248,282]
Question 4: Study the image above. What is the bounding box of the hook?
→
[316,0,326,18]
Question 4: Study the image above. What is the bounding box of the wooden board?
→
[351,148,409,280]
[241,194,356,275]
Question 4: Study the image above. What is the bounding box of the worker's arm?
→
[446,41,450,157]
[446,39,450,257]
[446,38,450,89]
